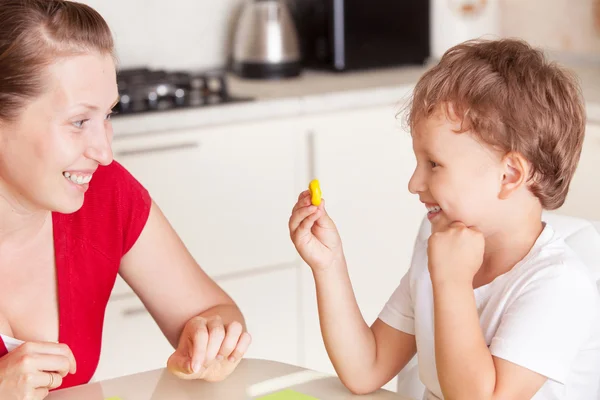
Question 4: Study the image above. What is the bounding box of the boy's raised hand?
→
[427,221,485,285]
[289,190,344,272]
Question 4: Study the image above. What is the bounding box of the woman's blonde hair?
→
[0,0,115,121]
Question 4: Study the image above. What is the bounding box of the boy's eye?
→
[429,160,438,168]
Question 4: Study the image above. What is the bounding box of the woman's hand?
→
[167,315,251,382]
[0,341,76,399]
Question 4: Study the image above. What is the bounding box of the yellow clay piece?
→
[308,179,322,206]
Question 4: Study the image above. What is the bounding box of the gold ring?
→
[48,372,54,388]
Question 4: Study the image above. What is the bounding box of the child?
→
[288,38,600,399]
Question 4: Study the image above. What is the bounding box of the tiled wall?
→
[81,0,600,71]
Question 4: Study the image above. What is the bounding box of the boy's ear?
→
[499,152,530,199]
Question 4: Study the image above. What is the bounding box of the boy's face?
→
[408,107,504,233]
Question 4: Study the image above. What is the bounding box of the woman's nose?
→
[85,125,113,166]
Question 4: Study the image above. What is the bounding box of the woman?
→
[0,1,251,398]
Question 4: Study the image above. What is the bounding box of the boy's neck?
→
[474,212,545,288]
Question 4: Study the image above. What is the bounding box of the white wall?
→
[501,0,600,61]
[81,0,244,70]
[80,0,600,72]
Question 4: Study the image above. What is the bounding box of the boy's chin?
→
[429,216,447,233]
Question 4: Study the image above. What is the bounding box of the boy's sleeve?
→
[378,270,415,334]
[489,262,599,384]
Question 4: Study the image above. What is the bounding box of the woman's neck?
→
[0,184,51,254]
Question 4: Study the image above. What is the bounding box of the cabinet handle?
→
[115,141,200,157]
[122,306,148,317]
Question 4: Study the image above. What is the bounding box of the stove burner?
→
[113,68,252,116]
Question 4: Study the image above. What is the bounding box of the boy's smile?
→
[408,106,504,234]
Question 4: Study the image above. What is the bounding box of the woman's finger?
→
[217,321,243,360]
[32,388,49,400]
[204,317,226,367]
[28,371,63,390]
[188,319,209,373]
[18,342,77,375]
[228,332,252,363]
[18,353,72,379]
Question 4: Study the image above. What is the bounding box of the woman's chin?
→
[50,194,85,214]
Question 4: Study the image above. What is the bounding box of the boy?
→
[288,38,600,399]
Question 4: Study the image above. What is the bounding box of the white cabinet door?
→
[94,266,299,382]
[299,105,425,391]
[559,123,600,221]
[93,295,175,382]
[217,266,300,367]
[111,119,304,283]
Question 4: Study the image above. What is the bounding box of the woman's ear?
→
[499,152,530,200]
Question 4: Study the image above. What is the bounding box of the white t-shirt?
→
[379,223,600,400]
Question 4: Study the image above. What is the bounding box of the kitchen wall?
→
[500,0,600,62]
[81,0,244,70]
[81,0,600,71]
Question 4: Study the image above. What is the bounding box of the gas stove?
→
[113,68,252,116]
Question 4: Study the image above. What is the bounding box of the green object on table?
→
[256,389,319,400]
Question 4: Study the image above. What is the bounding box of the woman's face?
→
[0,52,118,214]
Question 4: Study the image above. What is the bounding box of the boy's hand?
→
[289,190,345,273]
[427,221,485,285]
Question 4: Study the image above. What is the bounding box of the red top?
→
[51,160,151,388]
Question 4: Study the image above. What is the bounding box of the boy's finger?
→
[298,209,321,233]
[292,192,312,213]
[289,205,317,233]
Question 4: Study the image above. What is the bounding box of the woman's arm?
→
[119,200,245,347]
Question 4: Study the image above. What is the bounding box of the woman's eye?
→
[73,119,88,129]
[105,111,118,120]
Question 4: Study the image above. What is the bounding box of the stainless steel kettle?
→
[232,0,301,79]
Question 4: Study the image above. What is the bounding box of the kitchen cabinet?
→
[218,266,300,366]
[297,105,425,391]
[110,119,306,284]
[93,294,174,381]
[558,123,600,221]
[94,266,300,382]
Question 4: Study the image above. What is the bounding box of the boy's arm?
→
[433,282,547,400]
[430,224,597,400]
[313,263,417,395]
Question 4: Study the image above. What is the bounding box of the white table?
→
[47,358,411,399]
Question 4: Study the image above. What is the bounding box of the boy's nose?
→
[408,168,426,194]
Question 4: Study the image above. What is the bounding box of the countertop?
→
[47,358,410,400]
[111,65,600,138]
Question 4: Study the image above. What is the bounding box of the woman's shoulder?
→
[66,161,152,256]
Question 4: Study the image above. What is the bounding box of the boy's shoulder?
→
[521,223,593,280]
[502,223,598,307]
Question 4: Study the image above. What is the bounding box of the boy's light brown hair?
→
[407,38,586,210]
